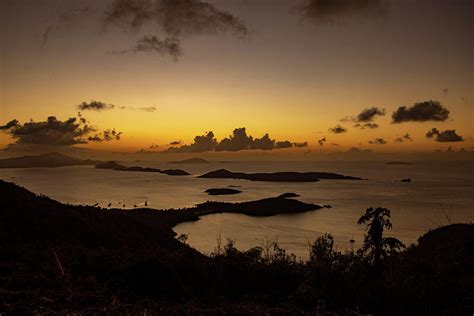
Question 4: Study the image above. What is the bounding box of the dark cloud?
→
[0,116,121,147]
[216,128,254,151]
[169,140,181,145]
[42,0,248,60]
[150,144,160,149]
[392,100,450,123]
[274,140,293,149]
[103,0,249,58]
[355,107,385,122]
[318,137,326,146]
[109,35,182,60]
[0,119,19,131]
[368,138,386,144]
[77,101,156,112]
[329,124,347,134]
[331,143,340,146]
[354,122,379,129]
[297,0,387,23]
[342,107,385,127]
[78,100,115,111]
[294,142,308,148]
[394,133,412,143]
[165,128,300,153]
[104,0,249,37]
[166,131,218,153]
[426,128,463,142]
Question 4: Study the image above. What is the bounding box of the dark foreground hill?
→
[0,180,472,315]
[198,169,361,182]
[0,152,99,168]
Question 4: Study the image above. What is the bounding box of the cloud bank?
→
[0,116,122,148]
[165,128,305,153]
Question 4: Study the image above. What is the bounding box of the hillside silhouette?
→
[0,180,472,314]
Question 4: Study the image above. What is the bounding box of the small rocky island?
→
[197,169,361,182]
[95,161,190,176]
[205,188,242,195]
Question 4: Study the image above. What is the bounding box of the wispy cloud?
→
[77,101,156,112]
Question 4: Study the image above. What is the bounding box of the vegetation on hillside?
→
[0,180,472,315]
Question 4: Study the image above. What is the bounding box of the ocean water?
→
[1,160,473,259]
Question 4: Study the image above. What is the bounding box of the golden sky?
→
[0,0,473,157]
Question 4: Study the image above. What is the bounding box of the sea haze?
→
[1,160,473,259]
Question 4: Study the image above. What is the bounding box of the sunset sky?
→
[1,0,472,158]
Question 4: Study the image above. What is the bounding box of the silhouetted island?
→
[401,178,412,182]
[279,192,300,198]
[385,161,413,165]
[205,188,242,195]
[198,169,361,182]
[0,152,99,168]
[95,161,190,176]
[195,197,321,216]
[168,157,210,164]
[1,180,471,314]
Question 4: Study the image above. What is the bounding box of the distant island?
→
[198,169,361,182]
[95,161,190,176]
[168,157,210,164]
[0,152,99,168]
[385,161,413,165]
[195,196,322,216]
[278,192,300,198]
[205,188,242,195]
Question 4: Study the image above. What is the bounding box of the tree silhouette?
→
[357,207,405,265]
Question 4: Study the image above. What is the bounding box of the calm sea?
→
[1,160,473,259]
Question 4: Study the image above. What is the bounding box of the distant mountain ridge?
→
[0,152,99,168]
[168,157,209,164]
